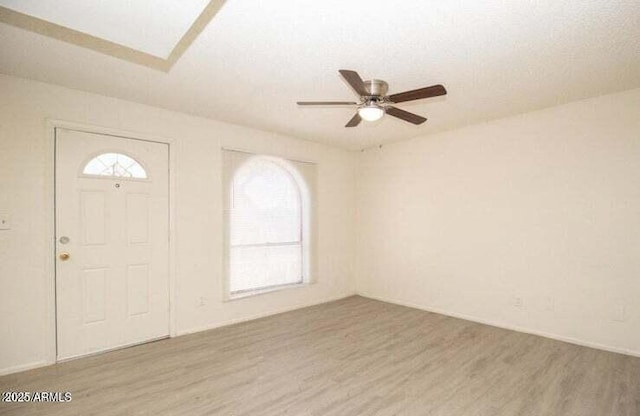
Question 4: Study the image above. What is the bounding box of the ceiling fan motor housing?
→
[364,79,389,98]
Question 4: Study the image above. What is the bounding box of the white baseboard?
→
[8,291,632,376]
[0,292,356,377]
[358,292,640,358]
[176,292,357,337]
[0,360,50,377]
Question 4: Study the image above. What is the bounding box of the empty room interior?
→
[1,1,640,415]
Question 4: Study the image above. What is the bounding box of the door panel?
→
[127,264,149,316]
[55,128,169,360]
[82,268,107,323]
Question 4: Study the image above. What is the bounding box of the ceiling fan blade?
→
[345,113,362,127]
[297,101,358,106]
[388,84,447,103]
[385,106,427,125]
[339,70,369,97]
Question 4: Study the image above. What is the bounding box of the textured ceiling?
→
[1,0,639,150]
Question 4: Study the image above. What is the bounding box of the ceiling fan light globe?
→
[358,105,384,122]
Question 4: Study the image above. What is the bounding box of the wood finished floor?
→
[1,296,639,416]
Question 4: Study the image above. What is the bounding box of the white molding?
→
[47,119,176,145]
[56,336,169,363]
[358,292,640,358]
[167,135,178,338]
[45,119,179,362]
[0,360,50,377]
[177,292,356,337]
[44,120,57,367]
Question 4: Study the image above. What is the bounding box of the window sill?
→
[225,281,313,302]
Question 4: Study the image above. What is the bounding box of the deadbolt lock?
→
[59,252,70,261]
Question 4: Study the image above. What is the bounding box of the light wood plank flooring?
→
[1,296,639,415]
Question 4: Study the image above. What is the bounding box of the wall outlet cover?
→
[613,304,626,322]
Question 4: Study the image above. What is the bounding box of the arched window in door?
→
[82,152,147,179]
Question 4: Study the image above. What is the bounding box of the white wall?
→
[2,72,639,376]
[0,74,357,375]
[357,88,640,356]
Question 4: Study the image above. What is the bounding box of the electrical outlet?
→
[198,296,207,307]
[514,297,524,309]
[544,297,554,312]
[613,304,626,322]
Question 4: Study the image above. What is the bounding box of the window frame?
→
[78,150,150,181]
[223,151,315,300]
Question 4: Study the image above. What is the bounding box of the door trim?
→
[45,119,178,365]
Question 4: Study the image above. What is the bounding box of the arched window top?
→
[231,157,302,246]
[233,158,301,208]
[82,152,147,179]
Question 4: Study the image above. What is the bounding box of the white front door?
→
[55,128,170,360]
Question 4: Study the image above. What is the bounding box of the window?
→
[82,152,147,179]
[224,150,314,297]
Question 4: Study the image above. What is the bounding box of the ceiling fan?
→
[297,69,447,127]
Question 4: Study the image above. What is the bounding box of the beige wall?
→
[2,72,639,375]
[0,75,357,375]
[357,88,640,356]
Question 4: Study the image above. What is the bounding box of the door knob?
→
[59,252,70,261]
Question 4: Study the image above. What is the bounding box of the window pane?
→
[231,160,301,245]
[83,153,147,179]
[230,244,303,293]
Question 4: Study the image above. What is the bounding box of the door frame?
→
[44,119,178,365]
